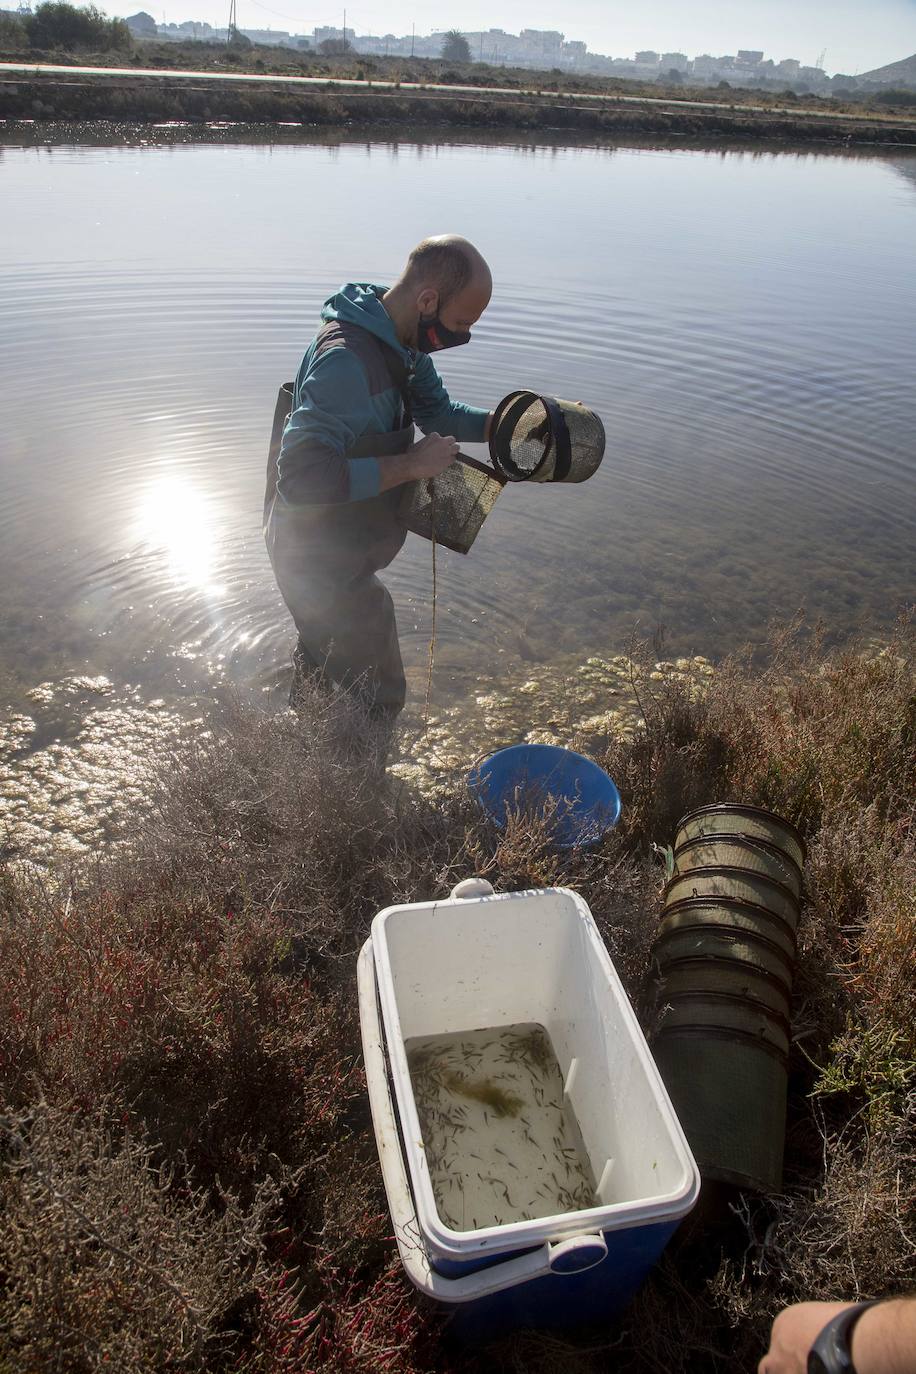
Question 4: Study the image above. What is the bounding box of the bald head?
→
[383,234,492,349]
[402,235,492,306]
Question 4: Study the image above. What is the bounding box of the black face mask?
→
[416,313,471,354]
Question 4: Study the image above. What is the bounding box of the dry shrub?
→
[132,682,399,965]
[606,615,915,847]
[620,1256,736,1374]
[127,683,505,983]
[294,1258,453,1373]
[0,864,363,1194]
[811,829,916,1134]
[783,807,894,1072]
[0,1103,304,1373]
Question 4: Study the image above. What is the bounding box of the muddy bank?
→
[4,75,916,143]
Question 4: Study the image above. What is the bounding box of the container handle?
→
[358,940,559,1302]
[547,1233,608,1274]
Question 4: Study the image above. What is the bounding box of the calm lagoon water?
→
[1,127,914,849]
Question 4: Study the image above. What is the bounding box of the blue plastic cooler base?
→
[439,1218,681,1342]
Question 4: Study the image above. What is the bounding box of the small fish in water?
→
[406,1022,598,1232]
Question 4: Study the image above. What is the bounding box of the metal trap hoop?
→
[489,390,606,485]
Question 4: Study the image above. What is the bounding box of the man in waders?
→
[264,236,493,731]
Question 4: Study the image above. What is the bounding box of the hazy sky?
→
[149,0,916,75]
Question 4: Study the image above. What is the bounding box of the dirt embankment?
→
[3,71,916,143]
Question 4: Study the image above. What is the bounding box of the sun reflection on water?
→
[134,474,226,595]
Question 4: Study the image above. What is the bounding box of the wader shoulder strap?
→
[377,340,413,429]
[263,327,413,525]
[263,381,295,525]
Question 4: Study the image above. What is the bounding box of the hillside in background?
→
[859,52,916,86]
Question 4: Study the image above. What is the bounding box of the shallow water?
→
[407,1022,597,1231]
[1,126,914,854]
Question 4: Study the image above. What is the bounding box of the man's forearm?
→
[377,450,417,494]
[852,1297,916,1374]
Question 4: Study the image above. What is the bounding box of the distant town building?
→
[520,28,563,54]
[115,15,837,91]
[690,54,719,77]
[157,18,223,40]
[241,28,290,44]
[125,10,157,37]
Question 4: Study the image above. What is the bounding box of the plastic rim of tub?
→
[468,743,621,848]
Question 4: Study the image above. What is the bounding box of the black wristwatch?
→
[807,1300,881,1374]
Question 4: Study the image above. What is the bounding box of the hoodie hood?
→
[320,282,411,362]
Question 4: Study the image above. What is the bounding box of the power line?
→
[241,0,308,23]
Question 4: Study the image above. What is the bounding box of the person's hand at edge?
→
[760,1297,916,1374]
[760,1302,857,1374]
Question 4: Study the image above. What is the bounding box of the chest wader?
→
[263,383,415,721]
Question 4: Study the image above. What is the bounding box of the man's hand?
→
[376,431,458,497]
[377,432,459,494]
[408,432,459,479]
[759,1303,857,1374]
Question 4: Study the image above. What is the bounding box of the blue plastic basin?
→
[469,744,621,848]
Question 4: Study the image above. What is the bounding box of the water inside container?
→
[406,1022,598,1231]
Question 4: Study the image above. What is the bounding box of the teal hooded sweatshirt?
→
[276,282,490,506]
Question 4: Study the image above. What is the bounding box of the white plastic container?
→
[361,882,699,1327]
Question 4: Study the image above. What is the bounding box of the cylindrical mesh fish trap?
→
[489,391,605,484]
[398,455,506,555]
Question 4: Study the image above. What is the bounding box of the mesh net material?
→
[398,455,505,555]
[497,396,552,479]
[489,391,606,484]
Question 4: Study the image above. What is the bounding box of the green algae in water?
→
[406,1022,598,1232]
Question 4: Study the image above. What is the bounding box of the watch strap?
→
[807,1300,882,1374]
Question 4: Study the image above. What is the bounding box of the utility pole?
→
[227,0,236,44]
[342,8,346,46]
[411,22,415,57]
